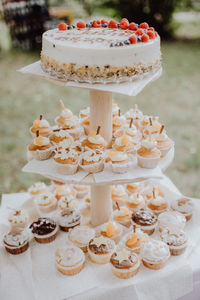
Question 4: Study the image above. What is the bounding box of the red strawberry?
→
[121,18,129,22]
[135,29,144,35]
[154,31,158,37]
[92,20,101,28]
[76,21,86,29]
[148,27,155,31]
[139,22,149,29]
[108,19,118,28]
[141,33,149,43]
[101,19,108,24]
[128,35,137,44]
[147,30,155,39]
[120,20,129,29]
[129,22,138,31]
[58,23,67,31]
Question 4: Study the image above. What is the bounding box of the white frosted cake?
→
[41,18,161,83]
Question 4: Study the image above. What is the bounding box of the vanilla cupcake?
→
[112,185,127,207]
[8,209,28,230]
[50,128,74,146]
[55,246,85,275]
[58,195,78,210]
[28,131,54,160]
[106,151,132,174]
[160,228,187,256]
[57,208,81,232]
[73,185,89,199]
[30,115,52,137]
[155,125,174,157]
[28,182,47,197]
[55,100,74,127]
[126,193,145,211]
[113,206,131,227]
[123,227,148,254]
[55,185,74,201]
[99,221,123,243]
[147,190,168,215]
[158,211,186,232]
[88,235,115,264]
[171,197,194,221]
[30,217,58,244]
[3,229,30,255]
[126,182,143,195]
[141,239,170,270]
[36,193,57,213]
[113,135,137,155]
[68,225,95,253]
[53,147,79,175]
[79,149,104,173]
[137,138,161,169]
[110,249,140,279]
[82,127,107,151]
[131,209,158,235]
[143,185,164,201]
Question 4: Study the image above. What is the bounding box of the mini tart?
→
[99,221,123,243]
[82,131,107,151]
[49,129,74,145]
[55,246,85,275]
[80,148,104,173]
[124,228,148,254]
[30,117,52,137]
[137,139,161,169]
[110,249,140,279]
[171,197,194,221]
[73,185,89,199]
[113,206,131,227]
[57,208,81,232]
[141,239,170,270]
[160,228,187,256]
[28,135,54,160]
[113,134,137,154]
[36,193,57,213]
[28,182,47,196]
[126,193,145,211]
[53,147,79,175]
[68,225,95,253]
[132,209,158,235]
[156,132,174,157]
[106,151,131,174]
[88,235,115,264]
[147,195,168,215]
[55,185,74,201]
[30,217,58,244]
[58,196,78,210]
[8,209,28,230]
[158,211,186,232]
[111,185,127,206]
[3,230,29,255]
[126,182,142,195]
[55,107,73,127]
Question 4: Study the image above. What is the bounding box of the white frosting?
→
[113,116,126,127]
[61,108,73,118]
[57,139,73,148]
[160,228,187,247]
[4,231,29,248]
[110,152,128,162]
[142,239,170,263]
[100,221,118,233]
[8,210,28,225]
[37,193,56,205]
[33,136,50,146]
[115,135,132,147]
[112,185,126,196]
[38,119,50,128]
[88,134,106,145]
[125,107,143,119]
[128,193,144,204]
[57,209,81,227]
[28,182,46,193]
[63,118,78,128]
[156,132,168,141]
[171,198,194,215]
[56,246,84,267]
[56,185,73,197]
[79,107,90,117]
[81,149,104,162]
[158,211,186,231]
[114,207,129,217]
[53,130,73,139]
[69,226,95,246]
[150,196,166,206]
[126,127,138,137]
[141,138,157,150]
[42,28,161,67]
[54,148,77,160]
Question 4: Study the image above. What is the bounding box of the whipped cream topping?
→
[56,185,73,196]
[8,210,28,225]
[128,193,144,204]
[53,130,74,139]
[125,228,148,244]
[54,148,78,160]
[158,211,186,231]
[69,225,95,245]
[142,239,170,263]
[33,136,50,146]
[110,152,128,162]
[57,208,81,226]
[63,118,78,128]
[100,221,118,233]
[61,108,73,118]
[113,115,126,127]
[37,193,55,205]
[150,196,166,206]
[28,182,46,193]
[144,125,159,135]
[112,185,126,196]
[57,139,73,148]
[4,230,29,247]
[79,107,90,117]
[156,132,168,141]
[114,135,132,147]
[171,198,194,214]
[88,134,106,145]
[82,149,104,162]
[160,228,187,247]
[114,207,130,217]
[56,246,84,267]
[126,126,138,137]
[141,138,157,150]
[38,119,50,128]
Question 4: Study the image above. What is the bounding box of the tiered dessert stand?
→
[20,63,174,226]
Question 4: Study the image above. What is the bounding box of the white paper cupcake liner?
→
[53,160,78,175]
[158,140,174,158]
[111,160,133,174]
[80,160,104,173]
[27,145,54,161]
[137,153,160,169]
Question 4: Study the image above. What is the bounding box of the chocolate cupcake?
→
[3,230,29,255]
[160,228,187,256]
[30,217,58,243]
[88,235,115,264]
[57,208,81,232]
[110,248,140,279]
[132,209,157,235]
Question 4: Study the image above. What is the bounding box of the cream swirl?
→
[150,196,166,206]
[114,207,129,217]
[112,185,126,196]
[128,193,144,204]
[88,134,106,145]
[69,226,95,245]
[28,182,46,193]
[54,148,77,160]
[61,108,73,118]
[37,193,55,205]
[158,211,186,231]
[141,139,157,150]
[33,136,50,146]
[110,152,128,162]
[142,239,170,263]
[54,130,74,139]
[4,230,29,247]
[56,246,84,266]
[38,119,50,127]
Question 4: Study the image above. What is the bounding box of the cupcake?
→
[111,185,127,207]
[137,138,161,169]
[28,130,54,160]
[55,246,85,275]
[160,228,187,256]
[113,135,137,155]
[30,114,52,137]
[53,147,79,175]
[62,118,84,140]
[30,217,58,244]
[49,128,74,146]
[143,185,164,201]
[36,193,57,214]
[171,197,194,221]
[123,226,148,254]
[28,182,47,197]
[126,193,145,211]
[68,225,95,253]
[114,121,139,140]
[55,100,74,127]
[113,206,131,227]
[110,249,140,279]
[155,125,174,157]
[142,117,160,138]
[112,114,126,133]
[132,209,158,235]
[57,208,81,232]
[106,151,132,174]
[158,211,186,232]
[99,221,123,243]
[125,104,143,123]
[8,209,28,230]
[82,127,107,151]
[126,182,143,195]
[58,195,78,210]
[88,235,115,264]
[55,185,74,201]
[73,185,89,199]
[147,189,168,215]
[79,149,104,173]
[3,229,30,255]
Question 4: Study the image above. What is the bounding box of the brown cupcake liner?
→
[170,245,187,256]
[5,242,29,255]
[34,232,57,244]
[142,259,167,270]
[59,222,80,232]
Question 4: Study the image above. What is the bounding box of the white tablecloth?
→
[0,176,200,300]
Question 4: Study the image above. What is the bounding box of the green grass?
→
[0,40,200,197]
